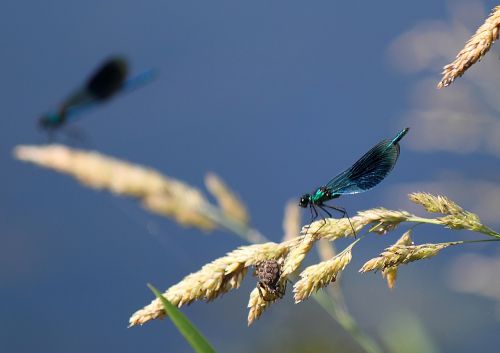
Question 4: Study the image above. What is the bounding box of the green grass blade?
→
[148,284,217,353]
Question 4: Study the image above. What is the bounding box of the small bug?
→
[254,259,286,301]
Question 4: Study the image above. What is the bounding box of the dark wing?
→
[62,69,157,122]
[48,57,127,124]
[325,139,401,195]
[85,57,128,100]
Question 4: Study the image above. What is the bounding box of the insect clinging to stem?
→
[254,259,286,302]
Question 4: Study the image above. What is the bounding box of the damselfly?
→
[299,128,409,225]
[39,56,156,130]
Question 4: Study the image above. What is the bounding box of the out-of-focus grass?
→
[379,311,440,353]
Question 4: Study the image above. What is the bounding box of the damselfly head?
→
[299,194,311,208]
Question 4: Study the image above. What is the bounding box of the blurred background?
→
[1,0,499,352]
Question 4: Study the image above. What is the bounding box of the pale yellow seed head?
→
[409,192,463,215]
[382,267,398,289]
[14,145,168,196]
[281,233,316,278]
[14,144,217,230]
[357,208,413,235]
[438,6,500,88]
[360,241,462,273]
[129,241,290,327]
[301,217,361,240]
[381,229,414,289]
[437,212,494,235]
[143,193,215,230]
[294,240,357,303]
[205,172,249,225]
[300,208,413,240]
[247,287,272,326]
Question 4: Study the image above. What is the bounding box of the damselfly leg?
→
[320,204,356,237]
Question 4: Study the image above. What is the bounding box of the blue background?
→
[1,1,499,352]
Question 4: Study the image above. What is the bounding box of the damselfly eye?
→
[299,194,310,208]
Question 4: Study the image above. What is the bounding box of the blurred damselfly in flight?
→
[39,56,157,131]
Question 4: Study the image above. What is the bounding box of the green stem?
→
[200,204,267,243]
[460,238,500,244]
[321,236,385,353]
[298,234,382,353]
[477,227,500,239]
[313,291,383,353]
[406,216,443,225]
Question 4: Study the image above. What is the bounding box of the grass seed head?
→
[360,241,462,273]
[294,240,357,303]
[247,287,272,326]
[281,233,316,278]
[438,6,500,88]
[381,229,414,289]
[14,144,217,230]
[205,172,249,224]
[129,241,289,327]
[409,192,464,215]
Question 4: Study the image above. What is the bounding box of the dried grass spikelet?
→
[439,211,480,230]
[14,145,167,196]
[438,6,500,88]
[409,193,499,237]
[360,241,462,273]
[301,218,357,239]
[205,172,249,224]
[409,192,463,215]
[294,240,358,303]
[281,233,316,278]
[14,144,216,230]
[301,217,363,240]
[282,200,301,242]
[358,208,416,234]
[302,209,414,240]
[438,211,497,235]
[129,241,291,327]
[381,265,398,290]
[247,287,272,325]
[381,229,414,289]
[142,192,214,229]
[316,239,345,301]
